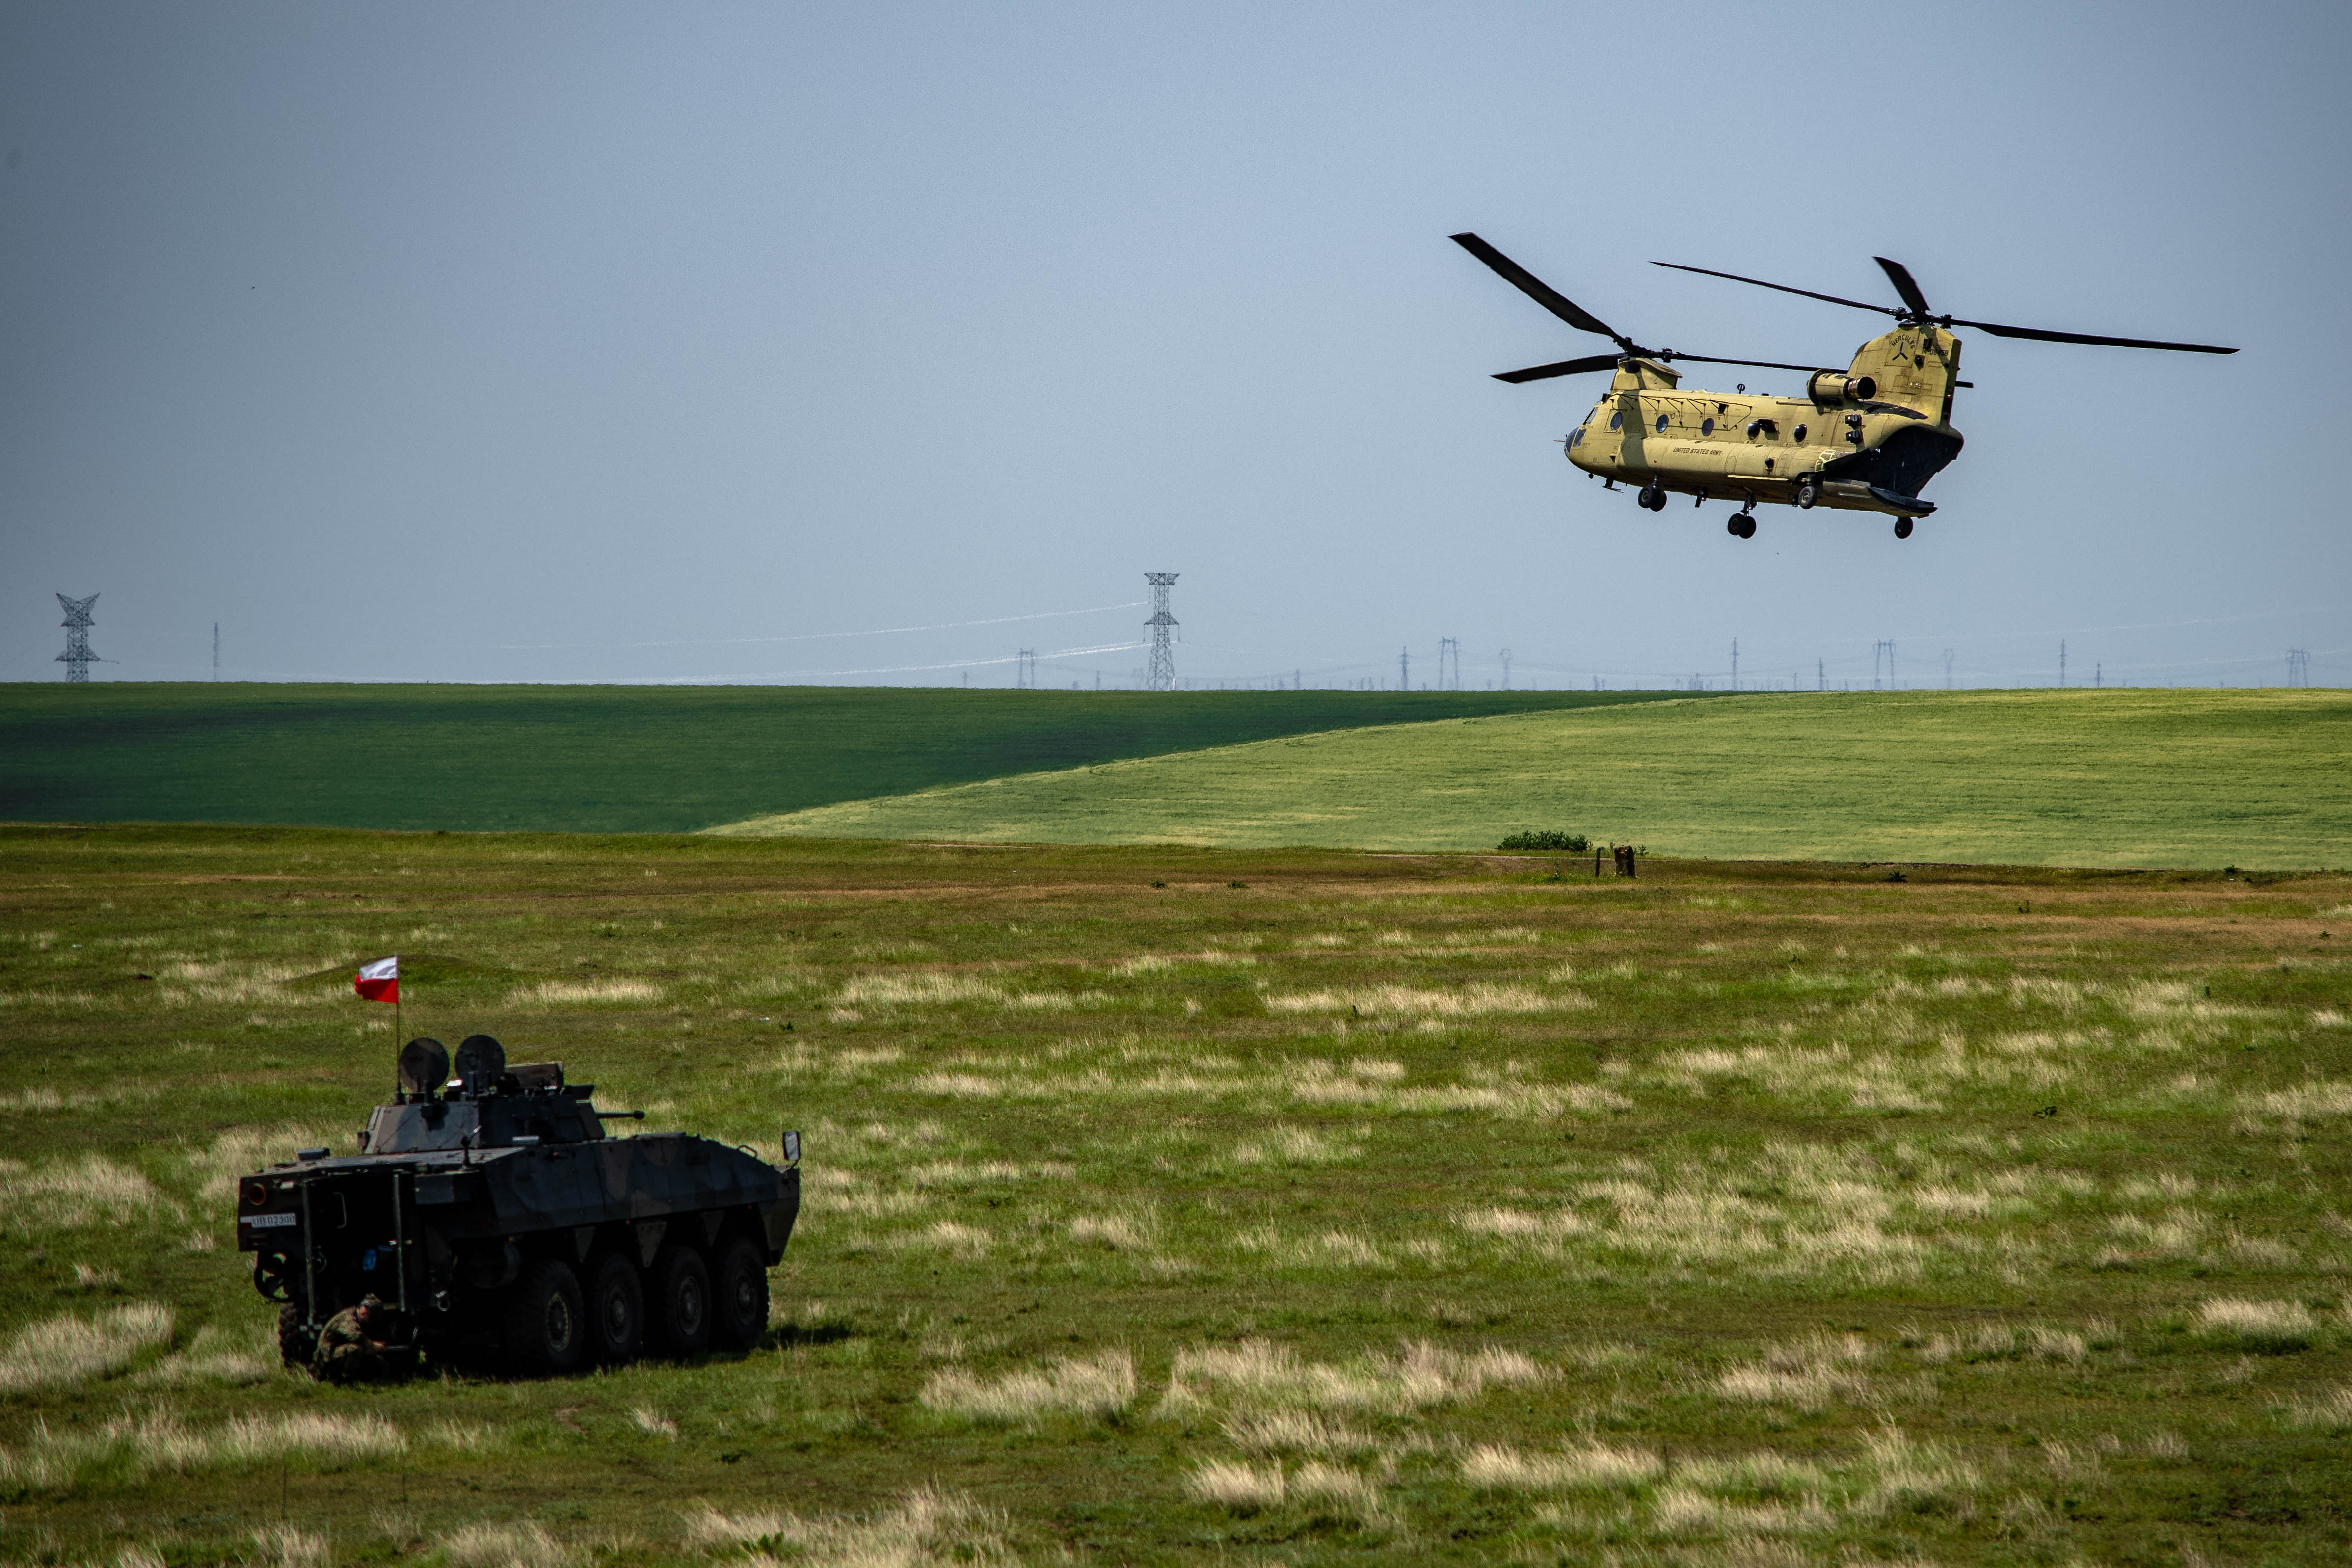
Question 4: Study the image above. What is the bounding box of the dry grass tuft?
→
[0,1303,175,1391]
[1187,1459,1288,1513]
[2192,1296,2316,1353]
[249,1525,332,1568]
[2281,1382,2352,1432]
[0,1155,179,1232]
[920,1348,1135,1424]
[508,978,663,1006]
[134,1323,276,1387]
[0,1406,405,1495]
[1165,1338,1546,1415]
[631,1407,679,1438]
[1715,1334,1877,1409]
[683,1485,1016,1565]
[1218,1408,1381,1456]
[439,1520,578,1568]
[1264,982,1585,1017]
[1461,1441,1663,1492]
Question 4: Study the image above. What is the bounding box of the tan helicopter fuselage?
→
[1567,326,1967,517]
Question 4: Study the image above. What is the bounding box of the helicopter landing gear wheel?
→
[1794,477,1818,510]
[1637,483,1665,511]
[1727,514,1756,539]
[1893,517,1914,539]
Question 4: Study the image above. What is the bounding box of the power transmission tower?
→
[1817,658,1824,691]
[1438,637,1459,691]
[2059,639,2067,688]
[1143,573,1178,691]
[1016,648,1037,688]
[2288,648,2310,688]
[1943,647,1954,689]
[1500,648,1513,691]
[1731,638,1739,691]
[55,593,98,682]
[213,623,221,681]
[1873,640,1896,690]
[1398,646,1410,691]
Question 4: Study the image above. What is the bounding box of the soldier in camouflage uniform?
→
[314,1294,390,1381]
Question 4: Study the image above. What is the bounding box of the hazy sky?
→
[4,1,2345,691]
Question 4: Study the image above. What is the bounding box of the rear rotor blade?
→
[1951,319,2238,354]
[1874,257,1932,318]
[1653,261,1899,318]
[1494,353,1625,384]
[1452,233,1631,347]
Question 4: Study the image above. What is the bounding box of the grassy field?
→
[716,688,2352,870]
[4,824,2352,1565]
[0,685,1682,835]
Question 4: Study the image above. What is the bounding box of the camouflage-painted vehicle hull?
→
[237,1038,799,1375]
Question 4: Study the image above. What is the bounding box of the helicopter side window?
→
[1700,418,1715,437]
[1653,413,1668,435]
[1608,412,1622,432]
[1792,424,1809,443]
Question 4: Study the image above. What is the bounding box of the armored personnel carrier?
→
[236,1034,800,1375]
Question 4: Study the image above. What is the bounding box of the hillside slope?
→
[711,688,2352,868]
[0,683,1684,833]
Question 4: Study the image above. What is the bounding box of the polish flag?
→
[354,956,399,1004]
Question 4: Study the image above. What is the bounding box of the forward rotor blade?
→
[1874,257,1932,318]
[1452,233,1630,347]
[1493,353,1625,383]
[1661,353,1832,373]
[1652,261,1899,318]
[1951,319,2238,354]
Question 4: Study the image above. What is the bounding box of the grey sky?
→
[3,0,2345,691]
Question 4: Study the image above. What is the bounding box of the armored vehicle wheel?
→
[710,1237,769,1352]
[647,1244,712,1356]
[1893,517,1914,539]
[277,1303,315,1372]
[503,1258,587,1375]
[585,1252,645,1364]
[1794,478,1818,509]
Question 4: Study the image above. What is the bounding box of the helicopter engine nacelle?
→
[1807,371,1878,405]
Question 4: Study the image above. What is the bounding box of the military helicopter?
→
[1451,233,2236,540]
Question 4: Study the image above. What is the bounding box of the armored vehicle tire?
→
[647,1244,712,1356]
[710,1236,769,1352]
[277,1303,315,1372]
[503,1258,588,1375]
[585,1252,645,1364]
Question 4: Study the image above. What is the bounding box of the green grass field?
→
[717,689,2352,870]
[5,824,2352,1565]
[0,685,1677,835]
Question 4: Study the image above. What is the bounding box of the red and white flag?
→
[354,956,399,1004]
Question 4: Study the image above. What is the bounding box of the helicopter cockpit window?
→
[1700,418,1715,437]
[1653,413,1668,435]
[1568,427,1584,448]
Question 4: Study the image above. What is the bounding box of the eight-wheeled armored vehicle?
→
[237,1034,800,1375]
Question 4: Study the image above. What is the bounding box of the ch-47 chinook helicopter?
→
[1451,233,2236,540]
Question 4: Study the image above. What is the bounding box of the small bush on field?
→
[1497,831,1589,852]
